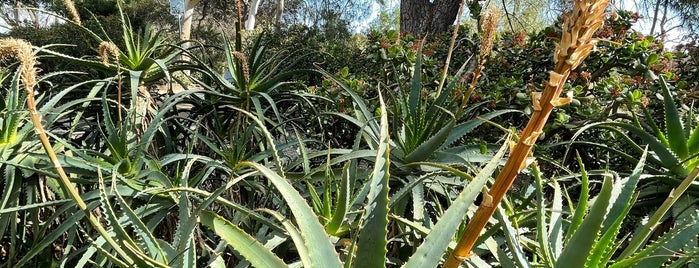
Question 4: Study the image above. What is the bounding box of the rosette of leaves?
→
[568,74,699,191]
[37,1,183,88]
[496,152,699,268]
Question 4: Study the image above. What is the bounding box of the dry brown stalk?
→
[231,51,250,85]
[459,7,500,113]
[98,41,124,124]
[478,8,500,60]
[63,0,81,25]
[1,38,132,264]
[435,0,468,97]
[443,0,609,267]
[98,41,119,66]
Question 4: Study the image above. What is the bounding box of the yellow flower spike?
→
[63,0,81,25]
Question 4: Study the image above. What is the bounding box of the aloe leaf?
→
[618,166,699,259]
[262,208,313,266]
[494,206,530,268]
[568,121,684,176]
[14,202,96,267]
[0,160,21,224]
[686,122,699,155]
[293,149,376,181]
[241,161,342,268]
[559,140,664,173]
[555,176,614,268]
[410,176,427,225]
[658,76,689,159]
[602,149,647,232]
[408,47,423,123]
[97,170,151,267]
[294,128,311,174]
[611,213,699,267]
[388,173,432,209]
[111,181,167,264]
[404,120,455,163]
[354,92,391,268]
[200,210,287,268]
[231,107,285,176]
[317,69,380,137]
[140,89,207,152]
[533,165,555,267]
[326,161,351,235]
[663,246,699,268]
[548,180,564,260]
[172,185,196,268]
[585,194,635,267]
[307,180,324,216]
[441,109,519,150]
[402,138,509,268]
[496,246,519,268]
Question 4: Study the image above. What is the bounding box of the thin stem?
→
[435,0,467,97]
[456,62,484,118]
[26,89,134,264]
[444,67,571,268]
[444,0,608,265]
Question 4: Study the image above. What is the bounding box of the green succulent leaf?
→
[354,92,391,268]
[555,176,613,268]
[659,76,689,159]
[241,162,342,268]
[199,210,286,268]
[403,137,509,268]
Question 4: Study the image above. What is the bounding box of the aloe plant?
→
[494,151,699,268]
[38,2,182,85]
[568,74,699,194]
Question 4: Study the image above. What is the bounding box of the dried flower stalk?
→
[231,51,250,85]
[0,38,132,264]
[99,41,124,123]
[435,0,468,97]
[478,8,500,59]
[63,0,81,25]
[0,38,37,90]
[459,7,500,113]
[444,0,609,267]
[98,41,119,66]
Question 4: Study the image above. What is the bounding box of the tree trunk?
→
[245,0,262,30]
[274,0,284,27]
[649,0,662,35]
[180,0,200,67]
[400,0,462,37]
[180,0,200,45]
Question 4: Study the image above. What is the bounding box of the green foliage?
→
[3,3,699,267]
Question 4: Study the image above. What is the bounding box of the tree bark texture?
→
[400,0,462,37]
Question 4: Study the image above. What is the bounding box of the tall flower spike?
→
[443,1,609,267]
[0,38,37,91]
[479,7,500,60]
[555,0,609,70]
[63,0,81,25]
[98,41,120,66]
[231,51,250,84]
